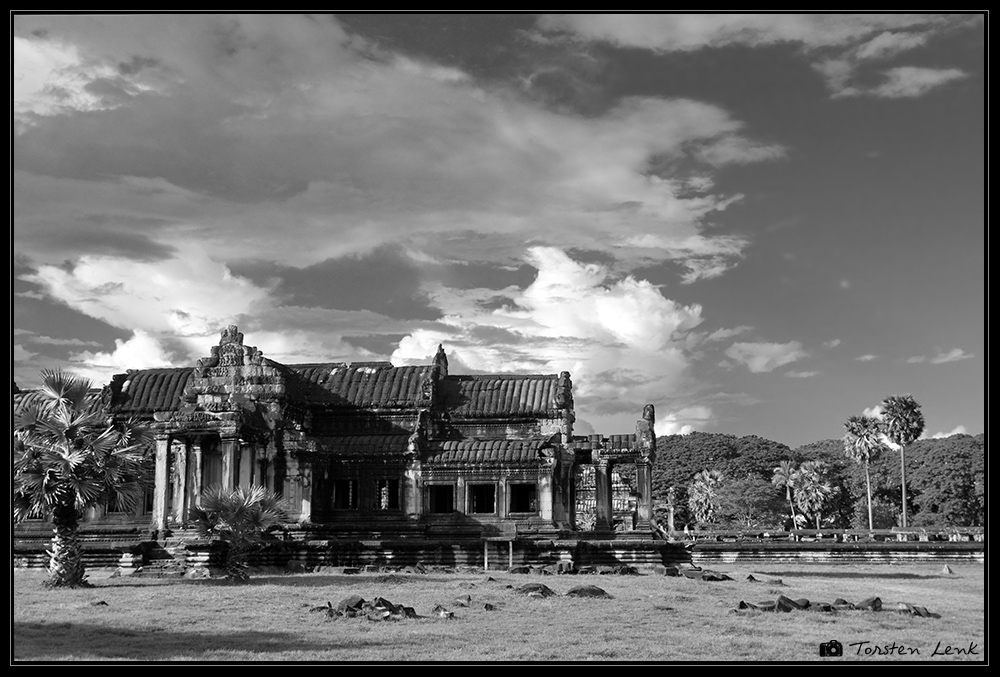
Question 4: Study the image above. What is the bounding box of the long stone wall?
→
[692,541,984,565]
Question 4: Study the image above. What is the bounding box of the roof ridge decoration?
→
[195,325,265,377]
[555,371,573,410]
[636,404,656,460]
[100,371,131,410]
[432,344,448,379]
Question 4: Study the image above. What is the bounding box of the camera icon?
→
[819,640,843,657]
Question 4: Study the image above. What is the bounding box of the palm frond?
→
[39,369,93,410]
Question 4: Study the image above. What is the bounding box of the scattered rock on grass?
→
[516,583,557,598]
[565,585,611,598]
[735,595,938,618]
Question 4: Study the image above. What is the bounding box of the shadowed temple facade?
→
[15,325,658,543]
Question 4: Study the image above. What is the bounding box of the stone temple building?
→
[15,326,662,567]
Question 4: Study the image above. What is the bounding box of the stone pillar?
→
[538,459,555,521]
[593,456,613,533]
[171,439,188,524]
[456,476,467,516]
[238,442,253,488]
[191,440,204,508]
[220,437,237,490]
[565,461,577,530]
[298,462,312,523]
[152,435,171,533]
[667,487,676,533]
[635,460,653,530]
[180,439,195,521]
[404,459,422,519]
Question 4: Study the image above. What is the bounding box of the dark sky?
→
[13,13,984,446]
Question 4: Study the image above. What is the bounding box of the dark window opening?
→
[332,479,358,510]
[509,484,537,513]
[428,485,454,514]
[376,479,400,510]
[469,484,496,514]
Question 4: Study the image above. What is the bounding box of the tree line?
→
[651,400,984,532]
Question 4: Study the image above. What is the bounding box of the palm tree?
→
[189,484,287,581]
[879,394,925,528]
[792,461,836,529]
[688,469,724,525]
[771,460,799,528]
[843,414,887,531]
[13,370,153,588]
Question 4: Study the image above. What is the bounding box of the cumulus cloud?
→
[67,329,175,383]
[12,15,781,284]
[22,246,274,370]
[656,406,713,436]
[25,246,272,340]
[392,246,706,433]
[822,339,841,349]
[725,341,807,373]
[856,354,878,362]
[784,370,819,378]
[538,14,977,98]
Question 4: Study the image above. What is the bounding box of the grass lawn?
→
[13,562,985,663]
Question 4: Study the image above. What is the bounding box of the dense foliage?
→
[649,429,984,530]
[189,484,287,581]
[13,370,152,588]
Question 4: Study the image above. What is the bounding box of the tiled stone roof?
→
[425,437,553,464]
[441,375,560,418]
[13,388,104,416]
[287,363,433,408]
[109,368,192,415]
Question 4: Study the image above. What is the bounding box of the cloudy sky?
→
[12,13,984,447]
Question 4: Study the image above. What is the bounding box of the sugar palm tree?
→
[843,414,886,531]
[879,394,925,528]
[771,460,799,528]
[792,461,836,529]
[688,469,724,525]
[189,484,287,581]
[13,370,153,588]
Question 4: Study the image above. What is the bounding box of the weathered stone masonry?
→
[15,325,657,541]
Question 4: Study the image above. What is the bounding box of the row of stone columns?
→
[591,457,655,533]
[151,433,274,533]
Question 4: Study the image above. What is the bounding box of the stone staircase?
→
[121,527,215,578]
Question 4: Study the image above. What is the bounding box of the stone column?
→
[151,435,171,533]
[191,440,204,508]
[298,462,312,523]
[220,437,238,490]
[404,459,423,519]
[238,442,253,488]
[171,439,188,524]
[284,453,312,523]
[635,460,653,530]
[592,456,613,534]
[456,476,467,515]
[563,460,578,530]
[181,439,196,521]
[538,459,555,521]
